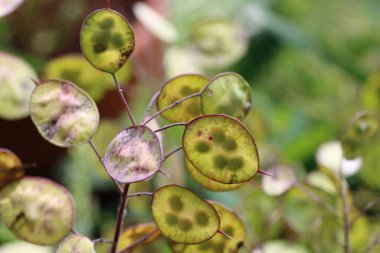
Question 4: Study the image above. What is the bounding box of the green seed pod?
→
[80,9,135,74]
[30,79,100,147]
[57,234,95,253]
[0,177,75,245]
[152,185,220,244]
[104,125,163,183]
[183,114,259,184]
[157,74,209,123]
[201,72,252,119]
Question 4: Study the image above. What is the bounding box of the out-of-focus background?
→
[1,0,380,252]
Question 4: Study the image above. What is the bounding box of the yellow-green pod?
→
[156,74,209,123]
[169,201,246,253]
[201,73,251,119]
[42,54,131,101]
[117,223,161,253]
[57,234,96,253]
[185,157,243,191]
[30,79,100,147]
[183,114,259,184]
[104,125,163,183]
[80,9,135,74]
[341,111,379,159]
[0,177,74,245]
[151,185,220,244]
[0,148,24,188]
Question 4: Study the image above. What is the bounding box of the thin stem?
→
[126,192,153,198]
[162,146,183,162]
[154,123,187,133]
[362,233,380,253]
[88,140,123,193]
[218,229,233,239]
[143,92,201,125]
[351,197,380,226]
[296,182,336,214]
[258,169,275,177]
[105,0,110,9]
[338,162,351,253]
[158,169,170,177]
[111,184,130,253]
[93,238,113,245]
[70,227,79,234]
[143,90,161,120]
[116,228,158,253]
[112,74,136,126]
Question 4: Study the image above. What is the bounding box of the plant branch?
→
[111,184,130,253]
[126,192,153,198]
[105,0,110,9]
[154,123,187,133]
[112,74,136,126]
[116,228,159,253]
[142,92,201,125]
[88,140,123,193]
[362,232,380,253]
[162,146,183,162]
[143,90,161,120]
[338,162,351,253]
[295,182,336,214]
[93,238,113,245]
[351,197,380,227]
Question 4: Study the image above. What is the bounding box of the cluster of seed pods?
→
[0,5,262,253]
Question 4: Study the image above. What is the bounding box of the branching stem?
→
[163,146,183,162]
[143,90,161,120]
[143,92,201,125]
[154,123,187,133]
[351,197,380,227]
[295,182,336,214]
[112,74,136,126]
[362,232,380,253]
[338,161,351,253]
[88,140,123,193]
[93,238,113,245]
[111,184,130,253]
[127,192,153,198]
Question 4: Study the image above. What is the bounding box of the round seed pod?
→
[169,201,246,253]
[0,52,38,120]
[30,79,99,147]
[80,9,135,74]
[0,148,24,188]
[185,157,243,191]
[104,125,163,183]
[151,185,220,244]
[201,72,251,119]
[57,234,95,253]
[0,177,74,245]
[156,74,209,123]
[183,114,259,184]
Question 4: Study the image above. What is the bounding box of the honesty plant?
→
[0,3,264,253]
